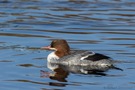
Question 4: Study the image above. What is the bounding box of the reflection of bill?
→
[40,64,68,82]
[40,70,68,87]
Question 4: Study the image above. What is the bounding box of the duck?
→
[42,39,114,67]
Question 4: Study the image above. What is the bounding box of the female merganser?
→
[42,39,114,67]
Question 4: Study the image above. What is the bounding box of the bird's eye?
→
[50,42,54,47]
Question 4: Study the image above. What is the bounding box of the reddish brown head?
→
[42,39,70,58]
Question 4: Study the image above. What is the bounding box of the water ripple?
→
[0,0,135,90]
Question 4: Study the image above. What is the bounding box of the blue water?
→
[0,0,135,90]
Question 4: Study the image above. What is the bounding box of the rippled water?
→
[0,0,135,90]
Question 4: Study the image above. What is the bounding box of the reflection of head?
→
[50,67,69,82]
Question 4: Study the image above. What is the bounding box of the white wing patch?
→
[80,55,89,60]
[80,51,95,60]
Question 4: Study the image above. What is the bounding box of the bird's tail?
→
[111,65,123,71]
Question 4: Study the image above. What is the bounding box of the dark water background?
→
[0,0,135,90]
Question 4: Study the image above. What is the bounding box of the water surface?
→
[0,0,135,90]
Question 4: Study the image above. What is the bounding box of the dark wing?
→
[83,53,111,61]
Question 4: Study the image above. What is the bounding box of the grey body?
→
[47,50,114,67]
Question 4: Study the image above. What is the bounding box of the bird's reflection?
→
[41,63,69,82]
[41,62,122,82]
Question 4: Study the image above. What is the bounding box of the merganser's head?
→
[42,39,70,57]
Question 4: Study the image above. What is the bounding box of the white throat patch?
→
[47,52,59,62]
